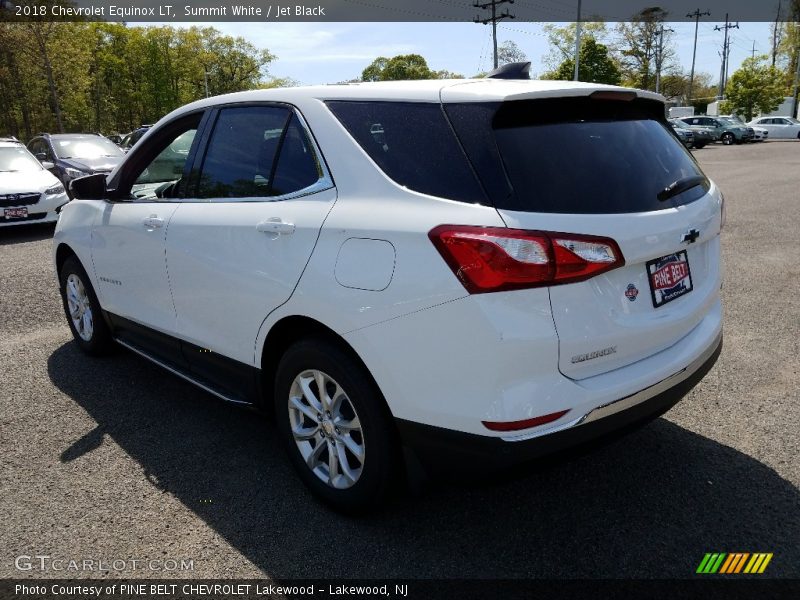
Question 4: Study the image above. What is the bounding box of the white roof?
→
[170,78,665,118]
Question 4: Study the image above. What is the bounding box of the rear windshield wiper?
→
[657,175,708,202]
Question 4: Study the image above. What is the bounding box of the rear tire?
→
[694,142,706,149]
[59,256,114,355]
[274,338,399,513]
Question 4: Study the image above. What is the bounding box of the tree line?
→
[362,11,800,118]
[0,21,278,140]
[1,8,798,140]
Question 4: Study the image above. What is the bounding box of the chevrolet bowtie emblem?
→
[681,228,700,244]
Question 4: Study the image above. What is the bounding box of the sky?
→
[138,21,775,88]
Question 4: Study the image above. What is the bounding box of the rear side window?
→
[446,98,708,214]
[326,101,486,204]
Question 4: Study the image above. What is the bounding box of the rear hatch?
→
[443,92,722,380]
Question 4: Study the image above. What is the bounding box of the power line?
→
[474,0,516,70]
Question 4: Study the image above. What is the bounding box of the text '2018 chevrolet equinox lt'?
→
[54,66,723,512]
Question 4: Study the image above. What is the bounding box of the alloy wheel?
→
[288,369,365,489]
[65,273,93,341]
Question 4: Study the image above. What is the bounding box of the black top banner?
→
[1,0,799,23]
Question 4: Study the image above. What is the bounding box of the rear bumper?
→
[398,332,722,474]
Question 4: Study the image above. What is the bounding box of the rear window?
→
[326,101,486,204]
[446,98,709,214]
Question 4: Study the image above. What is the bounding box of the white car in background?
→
[747,116,800,139]
[53,69,724,512]
[0,138,68,227]
[750,126,769,142]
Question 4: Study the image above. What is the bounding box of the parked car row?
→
[674,114,800,149]
[0,137,69,227]
[0,125,154,226]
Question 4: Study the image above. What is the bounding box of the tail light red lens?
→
[429,225,624,294]
[482,409,570,432]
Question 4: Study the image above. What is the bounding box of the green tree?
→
[720,55,787,121]
[361,56,389,82]
[497,40,527,66]
[542,21,608,71]
[361,54,438,81]
[552,37,620,85]
[615,7,675,91]
[0,22,277,138]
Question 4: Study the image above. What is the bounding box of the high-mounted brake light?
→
[429,225,624,294]
[589,90,637,102]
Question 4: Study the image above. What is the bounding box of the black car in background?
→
[120,125,152,151]
[27,133,124,195]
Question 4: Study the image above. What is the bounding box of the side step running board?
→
[115,338,254,407]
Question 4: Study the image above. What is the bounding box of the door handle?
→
[257,218,295,235]
[143,215,164,228]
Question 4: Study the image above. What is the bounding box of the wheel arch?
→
[55,242,79,276]
[259,315,395,421]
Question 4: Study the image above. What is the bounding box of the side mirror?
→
[70,173,107,200]
[35,152,48,162]
[41,161,55,170]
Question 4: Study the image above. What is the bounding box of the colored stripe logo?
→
[696,553,773,574]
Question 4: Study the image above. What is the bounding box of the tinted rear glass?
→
[447,98,708,214]
[326,101,486,204]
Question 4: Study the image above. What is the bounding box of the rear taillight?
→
[719,191,726,231]
[429,225,624,294]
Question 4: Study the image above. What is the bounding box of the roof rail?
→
[486,62,531,80]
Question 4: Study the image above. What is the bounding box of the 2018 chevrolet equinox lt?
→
[54,66,723,512]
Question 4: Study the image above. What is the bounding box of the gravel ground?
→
[0,141,798,581]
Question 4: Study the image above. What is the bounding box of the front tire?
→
[274,338,398,513]
[721,132,734,145]
[59,256,114,355]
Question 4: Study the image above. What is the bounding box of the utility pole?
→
[474,0,515,69]
[793,49,800,120]
[655,24,675,94]
[573,0,582,81]
[772,0,782,67]
[686,9,711,104]
[715,15,739,99]
[751,40,757,59]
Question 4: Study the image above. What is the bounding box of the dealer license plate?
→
[4,207,28,219]
[646,250,693,308]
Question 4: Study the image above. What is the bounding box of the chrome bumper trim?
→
[503,330,722,443]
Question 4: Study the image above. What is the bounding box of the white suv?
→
[54,74,723,512]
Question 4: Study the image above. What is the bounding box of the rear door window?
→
[196,106,290,199]
[445,97,708,214]
[195,106,328,200]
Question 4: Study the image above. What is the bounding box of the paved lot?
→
[1,142,798,580]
